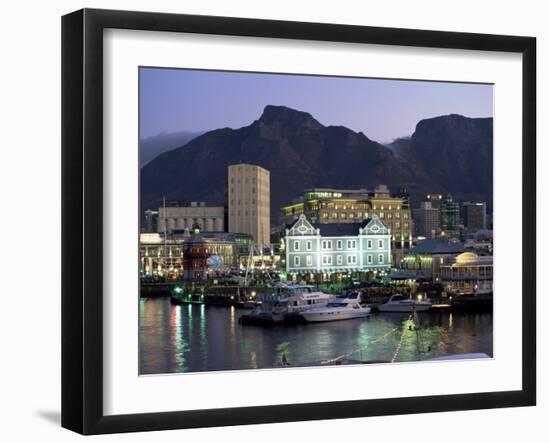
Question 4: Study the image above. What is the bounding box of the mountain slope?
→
[140,105,431,217]
[139,130,204,167]
[390,114,493,203]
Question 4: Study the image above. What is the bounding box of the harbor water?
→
[139,297,493,375]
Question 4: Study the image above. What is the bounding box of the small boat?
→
[300,292,371,323]
[377,294,432,313]
[170,285,205,304]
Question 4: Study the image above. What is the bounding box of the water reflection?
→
[139,298,493,375]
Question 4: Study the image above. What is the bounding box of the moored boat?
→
[239,283,334,325]
[169,283,208,304]
[377,294,432,313]
[300,292,370,323]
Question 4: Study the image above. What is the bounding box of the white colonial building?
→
[284,214,391,279]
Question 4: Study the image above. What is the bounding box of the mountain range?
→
[140,105,493,220]
[139,130,204,167]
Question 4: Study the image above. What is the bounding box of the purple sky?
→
[139,67,493,144]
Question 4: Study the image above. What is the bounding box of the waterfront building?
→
[280,184,412,254]
[463,201,487,231]
[441,251,493,294]
[400,238,465,282]
[157,201,224,233]
[139,228,236,278]
[412,201,440,238]
[440,194,461,236]
[228,163,271,248]
[284,214,391,281]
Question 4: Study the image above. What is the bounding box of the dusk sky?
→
[139,67,493,144]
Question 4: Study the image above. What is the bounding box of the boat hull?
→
[377,303,431,313]
[301,309,371,323]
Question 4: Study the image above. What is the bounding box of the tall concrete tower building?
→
[228,164,270,248]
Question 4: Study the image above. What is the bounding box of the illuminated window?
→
[306,255,313,266]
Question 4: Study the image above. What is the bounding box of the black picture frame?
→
[61,8,536,435]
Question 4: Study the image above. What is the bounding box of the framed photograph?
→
[62,8,536,435]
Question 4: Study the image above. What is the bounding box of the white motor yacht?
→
[240,283,334,325]
[377,294,432,313]
[300,292,370,323]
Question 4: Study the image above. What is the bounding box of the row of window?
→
[293,254,385,266]
[230,198,257,205]
[230,177,256,184]
[317,202,404,211]
[293,239,384,251]
[316,211,409,220]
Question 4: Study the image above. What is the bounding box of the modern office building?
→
[440,251,493,294]
[412,201,440,238]
[463,202,487,231]
[157,201,225,233]
[280,185,412,251]
[424,193,445,208]
[284,214,391,280]
[440,194,461,236]
[228,163,271,248]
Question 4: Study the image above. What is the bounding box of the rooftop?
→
[410,238,465,255]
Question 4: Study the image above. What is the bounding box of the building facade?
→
[463,202,487,231]
[139,230,235,278]
[284,214,391,280]
[228,163,271,248]
[157,201,224,233]
[280,185,412,251]
[412,201,440,238]
[143,209,158,233]
[441,251,493,294]
[400,238,465,281]
[440,194,461,236]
